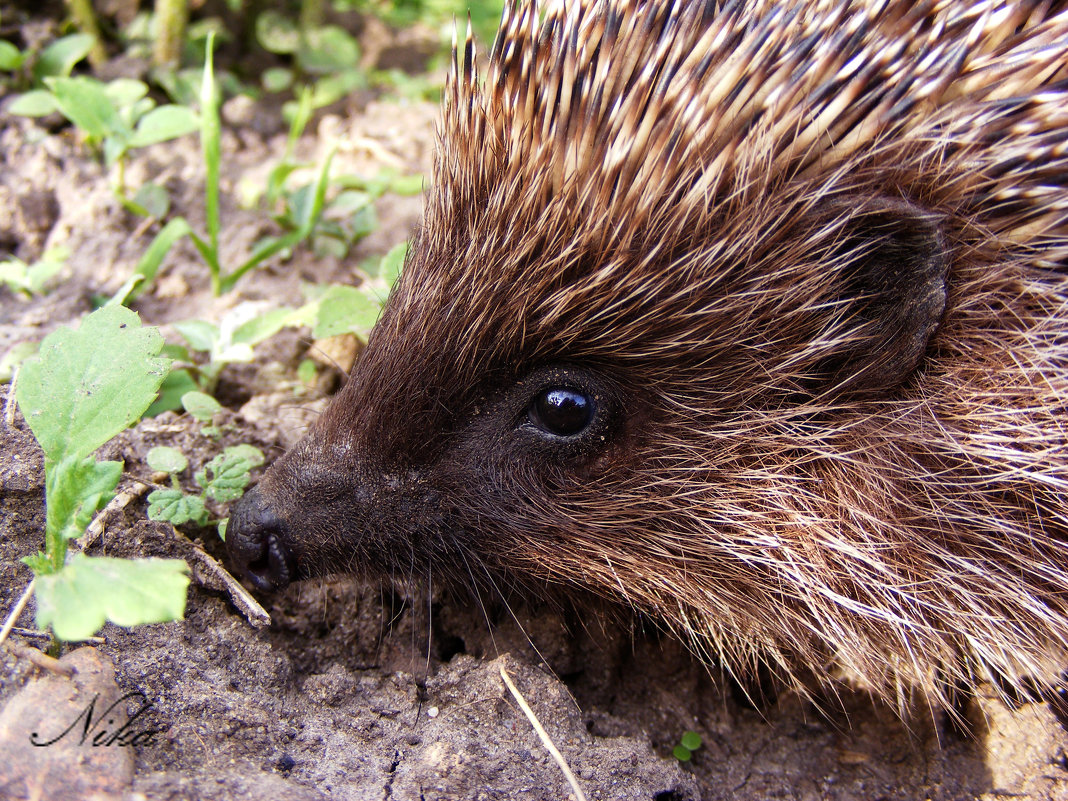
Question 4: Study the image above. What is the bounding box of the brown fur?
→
[228,0,1068,711]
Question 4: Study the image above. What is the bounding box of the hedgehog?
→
[225,0,1068,713]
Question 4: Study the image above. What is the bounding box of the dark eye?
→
[528,387,594,437]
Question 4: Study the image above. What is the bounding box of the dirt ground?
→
[1,24,1068,801]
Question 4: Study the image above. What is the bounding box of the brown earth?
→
[0,33,1067,801]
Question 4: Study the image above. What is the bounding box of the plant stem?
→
[154,0,189,68]
[64,0,107,68]
[300,0,325,31]
[200,34,223,294]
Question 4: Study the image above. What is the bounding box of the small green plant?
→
[308,172,422,259]
[256,11,366,112]
[146,443,265,527]
[149,262,406,416]
[672,731,703,762]
[190,36,333,295]
[179,390,225,434]
[149,303,306,414]
[307,241,408,336]
[249,91,419,262]
[0,33,95,91]
[10,75,199,201]
[14,304,190,642]
[0,247,69,297]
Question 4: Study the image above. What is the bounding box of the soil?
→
[1,21,1067,801]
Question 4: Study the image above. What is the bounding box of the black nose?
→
[225,486,297,592]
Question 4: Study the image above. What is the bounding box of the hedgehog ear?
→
[813,197,949,397]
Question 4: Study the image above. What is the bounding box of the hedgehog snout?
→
[225,485,298,592]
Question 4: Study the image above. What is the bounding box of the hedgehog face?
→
[225,357,634,593]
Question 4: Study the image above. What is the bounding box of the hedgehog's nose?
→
[225,486,297,592]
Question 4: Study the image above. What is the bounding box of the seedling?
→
[14,305,190,642]
[253,94,419,261]
[150,303,307,414]
[299,240,407,336]
[188,36,334,295]
[149,277,403,416]
[672,731,703,762]
[256,11,366,112]
[147,443,265,527]
[0,33,94,91]
[10,75,199,201]
[0,247,69,297]
[182,390,227,437]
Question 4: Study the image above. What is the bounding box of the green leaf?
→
[223,444,265,468]
[313,284,381,338]
[287,183,315,230]
[22,552,50,574]
[22,258,63,292]
[154,66,200,106]
[0,341,39,383]
[326,189,372,215]
[196,452,253,502]
[0,258,31,293]
[103,78,149,108]
[218,150,334,292]
[182,391,222,421]
[146,446,188,474]
[262,67,293,93]
[174,319,219,352]
[35,552,190,641]
[34,34,94,80]
[8,90,59,117]
[309,69,365,108]
[255,10,300,54]
[43,456,122,569]
[380,241,409,287]
[103,136,129,167]
[297,358,317,385]
[672,745,692,762]
[231,307,294,347]
[129,104,200,148]
[348,205,378,243]
[129,181,171,220]
[389,174,425,196]
[282,85,314,149]
[312,233,347,259]
[294,153,334,229]
[125,97,156,127]
[121,217,191,302]
[22,248,69,294]
[45,76,126,141]
[265,162,301,207]
[161,344,191,361]
[105,275,145,307]
[147,488,208,525]
[298,26,360,74]
[145,368,199,417]
[16,305,169,463]
[0,40,25,71]
[679,731,702,751]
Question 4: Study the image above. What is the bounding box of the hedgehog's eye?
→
[527,387,595,437]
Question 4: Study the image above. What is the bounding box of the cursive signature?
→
[30,691,163,747]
